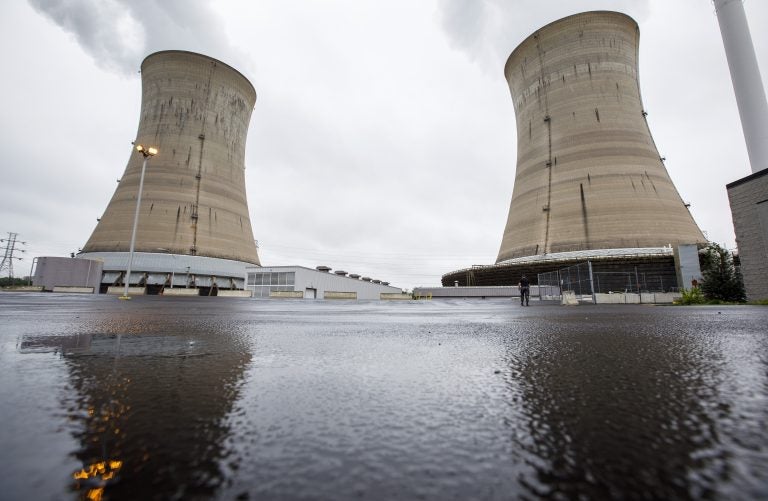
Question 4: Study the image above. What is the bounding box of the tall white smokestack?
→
[714,0,768,174]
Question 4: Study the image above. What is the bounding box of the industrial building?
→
[245,266,403,300]
[31,256,103,293]
[727,171,768,300]
[444,11,706,290]
[715,0,768,301]
[78,50,261,295]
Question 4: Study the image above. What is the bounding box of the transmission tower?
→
[0,232,27,279]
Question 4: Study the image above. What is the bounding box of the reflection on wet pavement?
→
[0,294,766,499]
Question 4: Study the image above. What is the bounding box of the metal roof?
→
[447,247,675,278]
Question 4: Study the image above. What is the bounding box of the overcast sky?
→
[1,0,766,289]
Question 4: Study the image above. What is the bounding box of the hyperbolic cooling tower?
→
[496,11,705,263]
[80,50,259,289]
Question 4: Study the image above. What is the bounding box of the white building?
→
[245,266,402,300]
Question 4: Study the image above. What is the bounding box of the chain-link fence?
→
[591,271,674,293]
[537,270,560,299]
[538,262,594,301]
[538,261,677,302]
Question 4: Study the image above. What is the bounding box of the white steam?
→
[28,0,236,74]
[436,0,651,74]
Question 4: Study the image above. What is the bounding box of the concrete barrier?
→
[640,292,681,304]
[217,290,252,298]
[52,286,94,294]
[561,291,579,305]
[593,292,681,304]
[107,286,146,296]
[269,291,304,299]
[595,293,637,304]
[162,288,200,296]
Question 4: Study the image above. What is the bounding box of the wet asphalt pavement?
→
[0,292,767,500]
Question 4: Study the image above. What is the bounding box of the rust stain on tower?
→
[82,50,260,266]
[496,11,705,263]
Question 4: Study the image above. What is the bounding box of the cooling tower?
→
[79,50,260,292]
[496,11,705,263]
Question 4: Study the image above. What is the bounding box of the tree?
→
[0,276,29,287]
[699,242,746,302]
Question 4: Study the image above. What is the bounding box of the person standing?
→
[519,275,530,306]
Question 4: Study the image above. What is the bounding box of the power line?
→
[0,232,27,279]
[262,242,492,260]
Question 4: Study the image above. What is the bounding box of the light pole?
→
[120,144,158,300]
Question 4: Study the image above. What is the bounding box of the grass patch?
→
[673,287,751,306]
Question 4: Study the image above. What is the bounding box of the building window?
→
[246,272,296,297]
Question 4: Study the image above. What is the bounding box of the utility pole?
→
[0,232,27,280]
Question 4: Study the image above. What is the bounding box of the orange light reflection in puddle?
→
[72,459,123,499]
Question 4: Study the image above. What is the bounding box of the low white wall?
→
[641,292,681,304]
[217,290,252,298]
[593,293,681,304]
[107,286,146,295]
[594,293,639,304]
[52,286,94,294]
[162,288,199,296]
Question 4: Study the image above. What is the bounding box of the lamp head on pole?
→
[135,144,158,157]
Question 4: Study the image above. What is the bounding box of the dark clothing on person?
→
[519,276,530,306]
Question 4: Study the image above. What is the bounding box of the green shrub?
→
[700,242,746,303]
[678,287,706,305]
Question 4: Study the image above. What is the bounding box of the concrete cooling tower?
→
[443,11,706,289]
[79,50,260,294]
[497,11,705,262]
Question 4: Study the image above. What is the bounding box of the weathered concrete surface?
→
[82,50,260,266]
[498,11,705,262]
